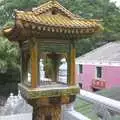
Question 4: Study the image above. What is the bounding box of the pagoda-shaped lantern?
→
[1,0,102,119]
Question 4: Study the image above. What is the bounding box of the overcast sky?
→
[110,0,120,6]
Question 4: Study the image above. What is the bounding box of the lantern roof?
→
[2,0,102,41]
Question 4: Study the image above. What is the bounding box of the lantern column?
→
[31,41,39,88]
[67,40,76,86]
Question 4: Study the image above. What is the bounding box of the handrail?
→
[79,90,120,114]
[63,110,91,120]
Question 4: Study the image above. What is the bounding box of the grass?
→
[74,96,99,120]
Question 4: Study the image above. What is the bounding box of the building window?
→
[79,83,83,88]
[79,64,83,73]
[96,67,102,78]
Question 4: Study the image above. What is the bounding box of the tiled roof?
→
[16,12,99,34]
[31,0,76,19]
[14,0,101,34]
[2,0,102,41]
[17,12,96,28]
[76,42,120,63]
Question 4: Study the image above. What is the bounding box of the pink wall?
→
[78,64,120,91]
[79,65,95,91]
[103,66,120,88]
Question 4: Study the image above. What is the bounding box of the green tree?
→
[0,37,19,73]
[0,0,120,57]
[60,0,120,55]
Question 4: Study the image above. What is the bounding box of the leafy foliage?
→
[0,37,19,73]
[0,0,120,70]
[60,0,120,55]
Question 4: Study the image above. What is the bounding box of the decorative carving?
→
[19,84,79,99]
[49,96,61,104]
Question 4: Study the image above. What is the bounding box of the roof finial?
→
[51,0,56,4]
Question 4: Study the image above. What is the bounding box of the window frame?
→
[79,64,83,74]
[96,66,102,79]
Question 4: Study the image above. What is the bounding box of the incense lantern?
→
[1,0,102,120]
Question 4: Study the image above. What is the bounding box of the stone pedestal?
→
[19,84,80,120]
[33,104,61,120]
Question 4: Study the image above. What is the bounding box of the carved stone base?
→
[33,104,61,120]
[19,84,79,120]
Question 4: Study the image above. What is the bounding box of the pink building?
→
[76,42,120,91]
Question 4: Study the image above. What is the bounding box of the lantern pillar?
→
[31,41,39,88]
[67,40,76,85]
[32,103,61,120]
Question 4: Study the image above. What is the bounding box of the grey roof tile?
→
[76,41,120,63]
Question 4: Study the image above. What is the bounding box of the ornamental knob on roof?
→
[1,0,103,41]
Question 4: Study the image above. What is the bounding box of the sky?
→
[110,0,120,6]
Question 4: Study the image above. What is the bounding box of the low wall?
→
[62,104,91,120]
[0,107,91,120]
[80,90,120,113]
[63,110,91,120]
[0,113,32,120]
